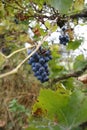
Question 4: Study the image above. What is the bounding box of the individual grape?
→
[43,63,48,69]
[45,50,51,55]
[31,63,35,68]
[35,71,40,76]
[33,52,40,60]
[37,76,42,80]
[41,72,47,78]
[39,57,45,64]
[32,67,37,72]
[30,57,35,62]
[61,26,67,32]
[43,76,49,81]
[45,57,50,62]
[28,57,35,65]
[35,63,41,69]
[39,67,45,73]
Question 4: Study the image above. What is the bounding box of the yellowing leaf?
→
[51,23,58,32]
[73,0,84,11]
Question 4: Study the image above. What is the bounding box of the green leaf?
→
[33,89,87,129]
[33,88,70,122]
[34,0,45,5]
[45,20,51,29]
[51,24,58,32]
[47,0,73,14]
[73,55,87,71]
[62,90,87,128]
[62,78,75,90]
[67,40,82,50]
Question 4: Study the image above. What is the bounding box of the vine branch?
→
[0,33,50,79]
[70,10,87,19]
[52,64,87,83]
[0,45,36,59]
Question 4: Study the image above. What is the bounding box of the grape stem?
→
[0,33,50,78]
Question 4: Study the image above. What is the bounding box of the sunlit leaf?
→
[45,20,51,29]
[72,0,85,11]
[67,40,82,50]
[51,24,58,32]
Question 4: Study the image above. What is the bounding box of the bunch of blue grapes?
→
[59,34,69,45]
[59,26,70,45]
[28,47,52,83]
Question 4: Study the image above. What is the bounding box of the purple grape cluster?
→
[28,48,52,83]
[59,34,69,45]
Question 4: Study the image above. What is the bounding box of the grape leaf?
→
[33,88,70,124]
[47,0,73,14]
[62,90,87,128]
[73,54,87,71]
[67,40,82,50]
[33,89,87,129]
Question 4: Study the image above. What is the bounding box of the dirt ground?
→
[0,72,41,130]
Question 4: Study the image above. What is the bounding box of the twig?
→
[70,10,87,19]
[0,33,50,79]
[0,45,35,59]
[0,52,7,59]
